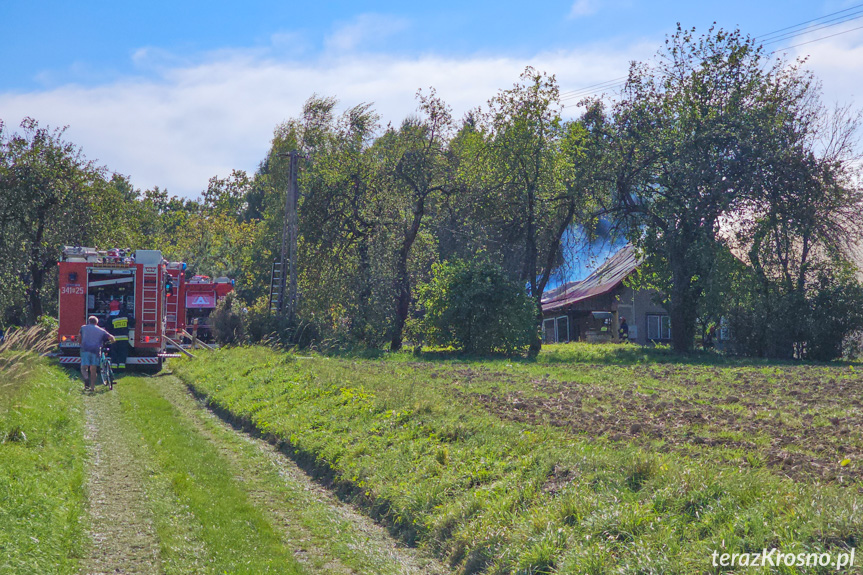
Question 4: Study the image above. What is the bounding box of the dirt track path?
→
[81,386,161,575]
[150,372,448,575]
[79,373,449,575]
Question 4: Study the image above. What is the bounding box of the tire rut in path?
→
[82,387,161,575]
[153,373,451,575]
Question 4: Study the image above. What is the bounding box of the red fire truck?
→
[57,246,171,369]
[164,268,234,344]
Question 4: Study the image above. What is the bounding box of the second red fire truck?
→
[165,267,234,344]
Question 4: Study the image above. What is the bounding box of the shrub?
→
[243,296,318,348]
[36,315,58,331]
[211,292,244,345]
[416,257,535,354]
[807,265,863,361]
[243,296,281,344]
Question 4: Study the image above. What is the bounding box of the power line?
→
[560,6,863,103]
[754,2,863,41]
[559,76,627,99]
[561,83,626,103]
[773,22,863,51]
[760,10,863,46]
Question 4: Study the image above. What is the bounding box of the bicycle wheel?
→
[100,357,113,389]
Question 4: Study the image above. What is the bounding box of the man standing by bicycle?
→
[79,316,115,391]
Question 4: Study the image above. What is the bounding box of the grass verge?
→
[117,376,306,575]
[173,345,862,574]
[0,357,86,575]
[149,373,449,574]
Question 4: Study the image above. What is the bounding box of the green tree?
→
[260,97,396,343]
[386,89,454,350]
[482,68,602,356]
[202,169,253,220]
[417,257,535,354]
[606,26,816,352]
[726,104,863,359]
[0,118,107,322]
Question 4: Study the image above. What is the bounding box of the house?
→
[540,244,670,345]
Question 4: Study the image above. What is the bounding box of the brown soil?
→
[452,364,863,484]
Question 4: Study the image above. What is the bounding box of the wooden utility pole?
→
[287,151,299,322]
[277,151,300,322]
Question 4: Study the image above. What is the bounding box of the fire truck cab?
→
[57,246,169,369]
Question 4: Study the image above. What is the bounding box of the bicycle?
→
[99,345,115,390]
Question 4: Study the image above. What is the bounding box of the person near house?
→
[619,316,629,343]
[703,325,716,349]
[108,305,134,371]
[79,316,115,391]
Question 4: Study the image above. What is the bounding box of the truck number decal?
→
[61,286,85,295]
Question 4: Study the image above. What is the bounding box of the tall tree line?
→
[2,26,861,358]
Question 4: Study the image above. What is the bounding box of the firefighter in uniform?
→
[618,316,630,343]
[108,305,134,371]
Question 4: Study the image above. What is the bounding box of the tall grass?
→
[0,325,57,372]
[1,326,57,407]
[0,356,87,574]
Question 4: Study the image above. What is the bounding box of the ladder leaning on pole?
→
[268,261,283,313]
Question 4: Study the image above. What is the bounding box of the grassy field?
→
[0,355,87,574]
[2,351,449,574]
[173,343,862,574]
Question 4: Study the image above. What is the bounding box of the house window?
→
[542,316,570,343]
[719,317,731,341]
[647,314,671,341]
[556,316,569,343]
[543,318,556,343]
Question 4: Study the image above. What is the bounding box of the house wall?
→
[541,285,669,345]
[613,286,668,345]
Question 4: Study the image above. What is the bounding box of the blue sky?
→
[1,0,844,91]
[2,0,862,208]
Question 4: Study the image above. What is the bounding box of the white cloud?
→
[569,0,601,18]
[5,28,858,201]
[0,42,652,198]
[788,25,863,105]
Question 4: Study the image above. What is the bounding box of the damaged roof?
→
[542,244,639,313]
